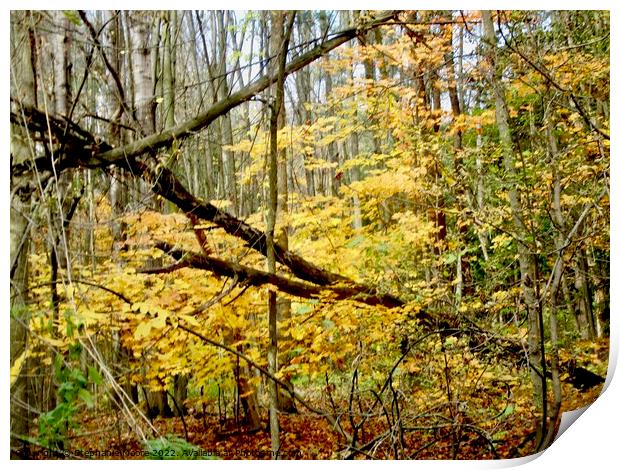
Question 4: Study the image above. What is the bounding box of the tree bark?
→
[266,12,296,454]
[148,241,426,313]
[129,10,171,419]
[482,11,545,444]
[10,10,36,459]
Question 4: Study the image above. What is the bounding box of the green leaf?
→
[145,435,219,460]
[88,366,103,386]
[346,235,365,248]
[63,10,82,26]
[295,304,312,315]
[499,404,515,419]
[78,388,94,408]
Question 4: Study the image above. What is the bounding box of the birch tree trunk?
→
[128,10,172,419]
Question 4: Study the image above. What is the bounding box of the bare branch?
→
[152,241,408,309]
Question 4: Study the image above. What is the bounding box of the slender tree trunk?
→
[162,10,188,414]
[541,121,565,448]
[10,11,36,459]
[294,13,316,198]
[266,11,283,458]
[274,24,296,416]
[575,250,596,339]
[442,19,468,307]
[319,11,339,197]
[266,11,295,457]
[342,10,363,231]
[191,12,215,198]
[162,11,176,130]
[475,124,490,262]
[482,11,545,445]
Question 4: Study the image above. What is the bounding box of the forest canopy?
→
[9,10,609,460]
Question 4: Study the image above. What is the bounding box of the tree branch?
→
[77,11,399,167]
[136,161,351,286]
[152,241,407,309]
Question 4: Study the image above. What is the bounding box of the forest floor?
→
[31,378,604,461]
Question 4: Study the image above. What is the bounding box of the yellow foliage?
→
[10,350,27,387]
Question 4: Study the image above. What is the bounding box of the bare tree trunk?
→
[575,250,596,339]
[340,10,363,231]
[211,12,238,214]
[128,10,171,419]
[274,20,296,416]
[319,11,339,197]
[357,10,383,155]
[44,10,76,413]
[266,11,283,457]
[266,10,295,457]
[162,10,188,415]
[129,13,155,137]
[475,124,490,262]
[541,121,565,449]
[191,12,216,198]
[129,10,158,214]
[482,11,545,446]
[294,13,316,198]
[229,12,254,216]
[104,10,129,253]
[442,19,467,308]
[10,10,36,459]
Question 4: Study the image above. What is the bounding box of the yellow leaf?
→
[134,322,152,340]
[151,312,169,330]
[45,337,66,348]
[179,314,200,327]
[291,327,305,341]
[11,351,27,386]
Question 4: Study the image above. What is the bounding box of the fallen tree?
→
[10,11,416,312]
[143,241,407,309]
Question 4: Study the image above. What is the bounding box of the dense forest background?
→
[10,10,609,459]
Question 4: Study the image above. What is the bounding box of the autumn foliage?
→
[10,10,609,460]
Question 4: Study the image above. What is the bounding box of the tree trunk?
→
[482,11,545,444]
[541,118,565,449]
[128,10,171,419]
[266,11,283,457]
[294,13,316,198]
[319,11,339,197]
[10,10,36,459]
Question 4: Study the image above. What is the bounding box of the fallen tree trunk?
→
[136,163,350,287]
[144,241,406,309]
